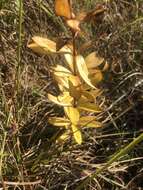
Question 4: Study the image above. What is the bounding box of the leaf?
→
[68,75,82,100]
[90,89,103,99]
[55,0,72,19]
[76,55,95,89]
[64,50,74,71]
[102,61,109,71]
[48,92,73,106]
[78,89,103,104]
[53,65,72,89]
[77,102,102,113]
[29,36,57,53]
[76,5,106,23]
[56,37,71,51]
[82,91,95,103]
[64,107,80,125]
[53,64,72,77]
[48,117,70,127]
[69,75,81,87]
[66,19,81,32]
[57,131,69,142]
[85,52,104,69]
[71,124,82,144]
[28,36,71,55]
[89,69,103,84]
[27,43,50,55]
[54,74,69,90]
[79,116,102,128]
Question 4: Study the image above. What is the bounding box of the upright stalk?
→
[72,31,77,75]
[0,132,7,188]
[15,0,23,121]
[72,31,77,108]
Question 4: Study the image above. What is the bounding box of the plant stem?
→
[71,31,77,108]
[72,31,77,75]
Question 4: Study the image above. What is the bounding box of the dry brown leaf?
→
[55,0,72,19]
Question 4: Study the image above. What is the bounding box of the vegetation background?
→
[0,0,143,189]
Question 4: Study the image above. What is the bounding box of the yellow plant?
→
[28,0,107,144]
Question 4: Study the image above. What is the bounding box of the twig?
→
[3,180,41,186]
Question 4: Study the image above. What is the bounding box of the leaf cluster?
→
[28,0,108,144]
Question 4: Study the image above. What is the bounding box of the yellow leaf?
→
[55,0,72,19]
[79,116,102,128]
[69,75,81,87]
[29,36,57,53]
[76,55,95,89]
[57,131,69,142]
[64,50,74,71]
[64,107,80,125]
[85,52,104,69]
[71,124,82,144]
[82,91,95,102]
[91,89,103,99]
[48,92,73,106]
[53,65,72,90]
[77,102,102,113]
[66,19,81,32]
[89,69,103,84]
[53,65,72,77]
[54,74,69,90]
[102,61,109,71]
[48,117,70,127]
[27,42,50,55]
[78,89,102,104]
[28,36,72,55]
[68,76,82,100]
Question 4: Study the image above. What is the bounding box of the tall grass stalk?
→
[15,0,23,121]
[0,132,7,185]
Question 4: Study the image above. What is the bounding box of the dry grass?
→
[0,0,143,189]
